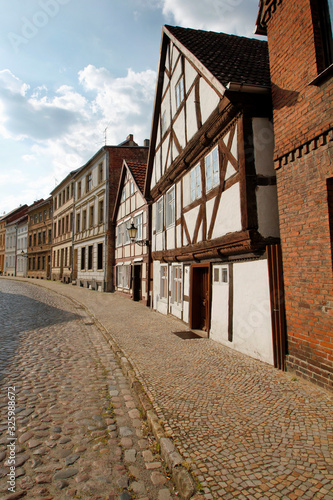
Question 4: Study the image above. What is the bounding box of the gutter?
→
[226,81,270,94]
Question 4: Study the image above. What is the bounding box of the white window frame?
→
[166,186,175,228]
[175,76,184,109]
[160,264,168,301]
[190,163,202,202]
[205,146,219,192]
[134,212,143,241]
[116,265,123,287]
[156,198,163,233]
[171,264,182,307]
[123,264,130,289]
[124,219,131,245]
[116,223,123,247]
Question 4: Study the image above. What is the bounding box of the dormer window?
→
[175,76,184,109]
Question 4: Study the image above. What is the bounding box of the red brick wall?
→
[106,146,148,291]
[266,0,333,159]
[264,0,333,389]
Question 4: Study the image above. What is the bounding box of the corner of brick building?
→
[263,0,333,390]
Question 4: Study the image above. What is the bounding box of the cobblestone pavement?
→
[0,279,177,500]
[2,279,333,500]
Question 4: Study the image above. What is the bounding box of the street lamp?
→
[127,222,149,247]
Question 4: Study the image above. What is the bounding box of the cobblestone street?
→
[1,278,333,500]
[0,279,177,500]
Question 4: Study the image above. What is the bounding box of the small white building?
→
[113,158,149,304]
[145,26,283,367]
[16,215,28,277]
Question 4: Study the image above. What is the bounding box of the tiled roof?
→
[126,161,147,193]
[165,25,271,89]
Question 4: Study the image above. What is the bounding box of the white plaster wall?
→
[171,138,179,163]
[161,95,171,133]
[256,186,280,238]
[170,57,182,118]
[253,117,275,176]
[212,183,242,240]
[165,45,170,72]
[161,136,171,175]
[184,58,197,93]
[210,266,229,343]
[225,130,238,180]
[173,109,186,150]
[186,88,198,143]
[155,232,164,252]
[162,71,169,97]
[176,224,182,248]
[233,259,273,364]
[153,260,168,315]
[183,172,191,208]
[171,44,180,72]
[199,78,220,124]
[184,205,200,243]
[166,226,175,249]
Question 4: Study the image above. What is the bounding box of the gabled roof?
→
[165,25,271,89]
[112,159,148,223]
[126,161,147,194]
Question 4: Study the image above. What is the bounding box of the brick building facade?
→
[256,0,333,389]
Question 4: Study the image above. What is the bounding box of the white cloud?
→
[162,0,259,36]
[0,63,156,213]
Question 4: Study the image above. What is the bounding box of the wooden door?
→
[133,264,142,301]
[190,264,211,332]
[267,244,287,370]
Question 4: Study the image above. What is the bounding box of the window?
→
[77,181,82,199]
[43,210,47,220]
[191,163,202,202]
[86,173,92,192]
[29,235,32,247]
[97,243,103,270]
[34,214,37,224]
[88,245,93,270]
[175,76,184,109]
[117,265,123,287]
[166,187,175,228]
[66,186,70,201]
[117,224,123,247]
[33,233,37,246]
[98,200,104,224]
[213,266,228,284]
[89,205,94,227]
[48,229,52,243]
[134,213,143,241]
[160,265,168,300]
[156,198,163,233]
[171,265,182,305]
[81,247,86,270]
[123,264,130,289]
[42,231,46,244]
[42,256,45,270]
[30,216,33,225]
[161,111,167,135]
[318,0,333,69]
[98,162,103,184]
[65,215,69,233]
[124,220,131,245]
[76,213,81,233]
[82,210,87,230]
[130,182,135,196]
[121,187,126,202]
[205,146,219,192]
[37,257,41,270]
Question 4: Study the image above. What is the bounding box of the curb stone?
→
[4,278,199,499]
[91,308,197,499]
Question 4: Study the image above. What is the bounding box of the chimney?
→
[126,134,134,143]
[144,139,150,147]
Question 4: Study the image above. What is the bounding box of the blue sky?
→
[0,0,262,215]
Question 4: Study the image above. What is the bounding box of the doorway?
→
[190,263,211,332]
[133,264,142,301]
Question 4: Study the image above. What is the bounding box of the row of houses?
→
[1,0,332,390]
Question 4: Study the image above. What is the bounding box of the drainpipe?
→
[14,224,18,277]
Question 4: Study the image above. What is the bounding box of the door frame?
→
[189,263,211,333]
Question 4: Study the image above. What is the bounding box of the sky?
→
[0,0,262,215]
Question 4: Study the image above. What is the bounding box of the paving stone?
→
[124,449,136,462]
[54,468,79,480]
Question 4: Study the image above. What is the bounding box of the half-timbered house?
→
[145,26,282,366]
[113,157,150,304]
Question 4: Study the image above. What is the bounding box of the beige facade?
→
[51,172,77,283]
